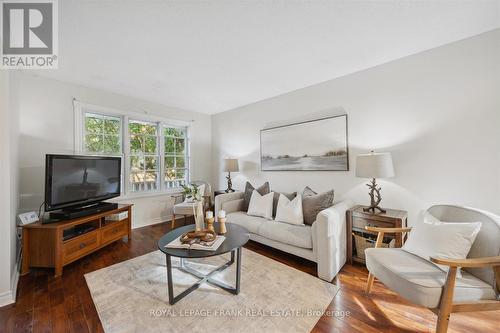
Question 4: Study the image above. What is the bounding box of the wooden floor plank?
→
[1,219,498,333]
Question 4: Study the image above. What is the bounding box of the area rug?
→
[85,248,339,333]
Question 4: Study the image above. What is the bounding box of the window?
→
[164,126,189,188]
[84,113,122,155]
[76,102,190,196]
[129,120,159,192]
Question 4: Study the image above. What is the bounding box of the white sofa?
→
[215,192,353,281]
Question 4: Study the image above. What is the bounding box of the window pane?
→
[165,156,175,168]
[130,156,144,172]
[130,172,144,189]
[85,116,102,133]
[130,135,142,153]
[103,135,120,154]
[175,156,185,168]
[104,119,120,134]
[145,172,158,190]
[145,157,158,170]
[129,121,157,135]
[84,113,121,155]
[85,134,103,152]
[144,137,157,153]
[165,137,175,154]
[175,138,185,154]
[164,127,184,138]
[165,168,176,181]
[129,122,142,134]
[176,168,186,180]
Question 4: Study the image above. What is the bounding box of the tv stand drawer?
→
[63,231,99,264]
[101,220,127,244]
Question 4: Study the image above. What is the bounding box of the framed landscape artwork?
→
[260,114,348,171]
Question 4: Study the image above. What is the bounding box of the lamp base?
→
[364,178,386,214]
[225,172,234,193]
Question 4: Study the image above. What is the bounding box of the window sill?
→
[112,189,183,201]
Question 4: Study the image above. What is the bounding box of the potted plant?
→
[181,183,202,203]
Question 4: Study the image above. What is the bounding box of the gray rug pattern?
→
[85,248,339,333]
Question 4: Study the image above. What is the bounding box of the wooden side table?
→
[346,205,408,265]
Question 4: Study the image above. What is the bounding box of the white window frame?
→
[73,100,191,198]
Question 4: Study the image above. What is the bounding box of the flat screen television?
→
[45,154,122,212]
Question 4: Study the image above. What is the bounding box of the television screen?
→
[45,155,122,211]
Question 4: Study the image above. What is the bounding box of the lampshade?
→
[355,152,395,178]
[223,158,239,172]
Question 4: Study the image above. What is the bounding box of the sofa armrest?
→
[312,199,354,281]
[215,192,245,219]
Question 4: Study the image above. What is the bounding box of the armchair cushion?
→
[365,248,497,308]
[402,212,481,277]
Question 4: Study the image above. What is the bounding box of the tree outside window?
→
[129,120,159,192]
[84,113,121,154]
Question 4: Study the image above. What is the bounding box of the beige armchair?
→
[171,181,212,229]
[364,205,500,333]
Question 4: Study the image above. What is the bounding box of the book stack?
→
[165,235,226,251]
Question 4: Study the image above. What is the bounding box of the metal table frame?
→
[165,247,242,305]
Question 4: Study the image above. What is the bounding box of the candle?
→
[206,211,214,219]
[218,210,226,218]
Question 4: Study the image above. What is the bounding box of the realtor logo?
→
[1,0,58,69]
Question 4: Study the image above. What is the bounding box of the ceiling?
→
[34,0,500,114]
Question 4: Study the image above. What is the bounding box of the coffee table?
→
[158,223,249,305]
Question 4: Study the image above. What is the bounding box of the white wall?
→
[212,29,500,225]
[0,70,19,306]
[12,72,212,229]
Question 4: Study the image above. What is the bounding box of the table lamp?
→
[223,158,239,193]
[355,151,395,213]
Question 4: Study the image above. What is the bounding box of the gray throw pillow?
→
[243,181,270,211]
[302,186,334,225]
[272,192,297,218]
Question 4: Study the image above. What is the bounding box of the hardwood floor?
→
[1,220,498,333]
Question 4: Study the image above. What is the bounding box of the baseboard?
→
[0,262,19,307]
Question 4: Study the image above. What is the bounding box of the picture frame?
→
[260,114,349,171]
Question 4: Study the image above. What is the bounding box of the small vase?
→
[193,202,204,231]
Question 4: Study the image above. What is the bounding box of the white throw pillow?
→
[402,211,481,276]
[275,194,304,225]
[247,190,274,220]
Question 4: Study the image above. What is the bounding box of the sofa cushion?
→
[272,191,297,218]
[274,194,304,225]
[258,221,312,249]
[302,186,334,225]
[243,182,270,211]
[226,211,265,234]
[365,248,497,309]
[247,190,274,220]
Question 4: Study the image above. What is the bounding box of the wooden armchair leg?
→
[365,231,384,294]
[171,214,176,229]
[366,273,375,293]
[436,267,458,333]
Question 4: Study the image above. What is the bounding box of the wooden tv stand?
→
[21,204,133,277]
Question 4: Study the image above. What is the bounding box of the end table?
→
[346,205,408,265]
